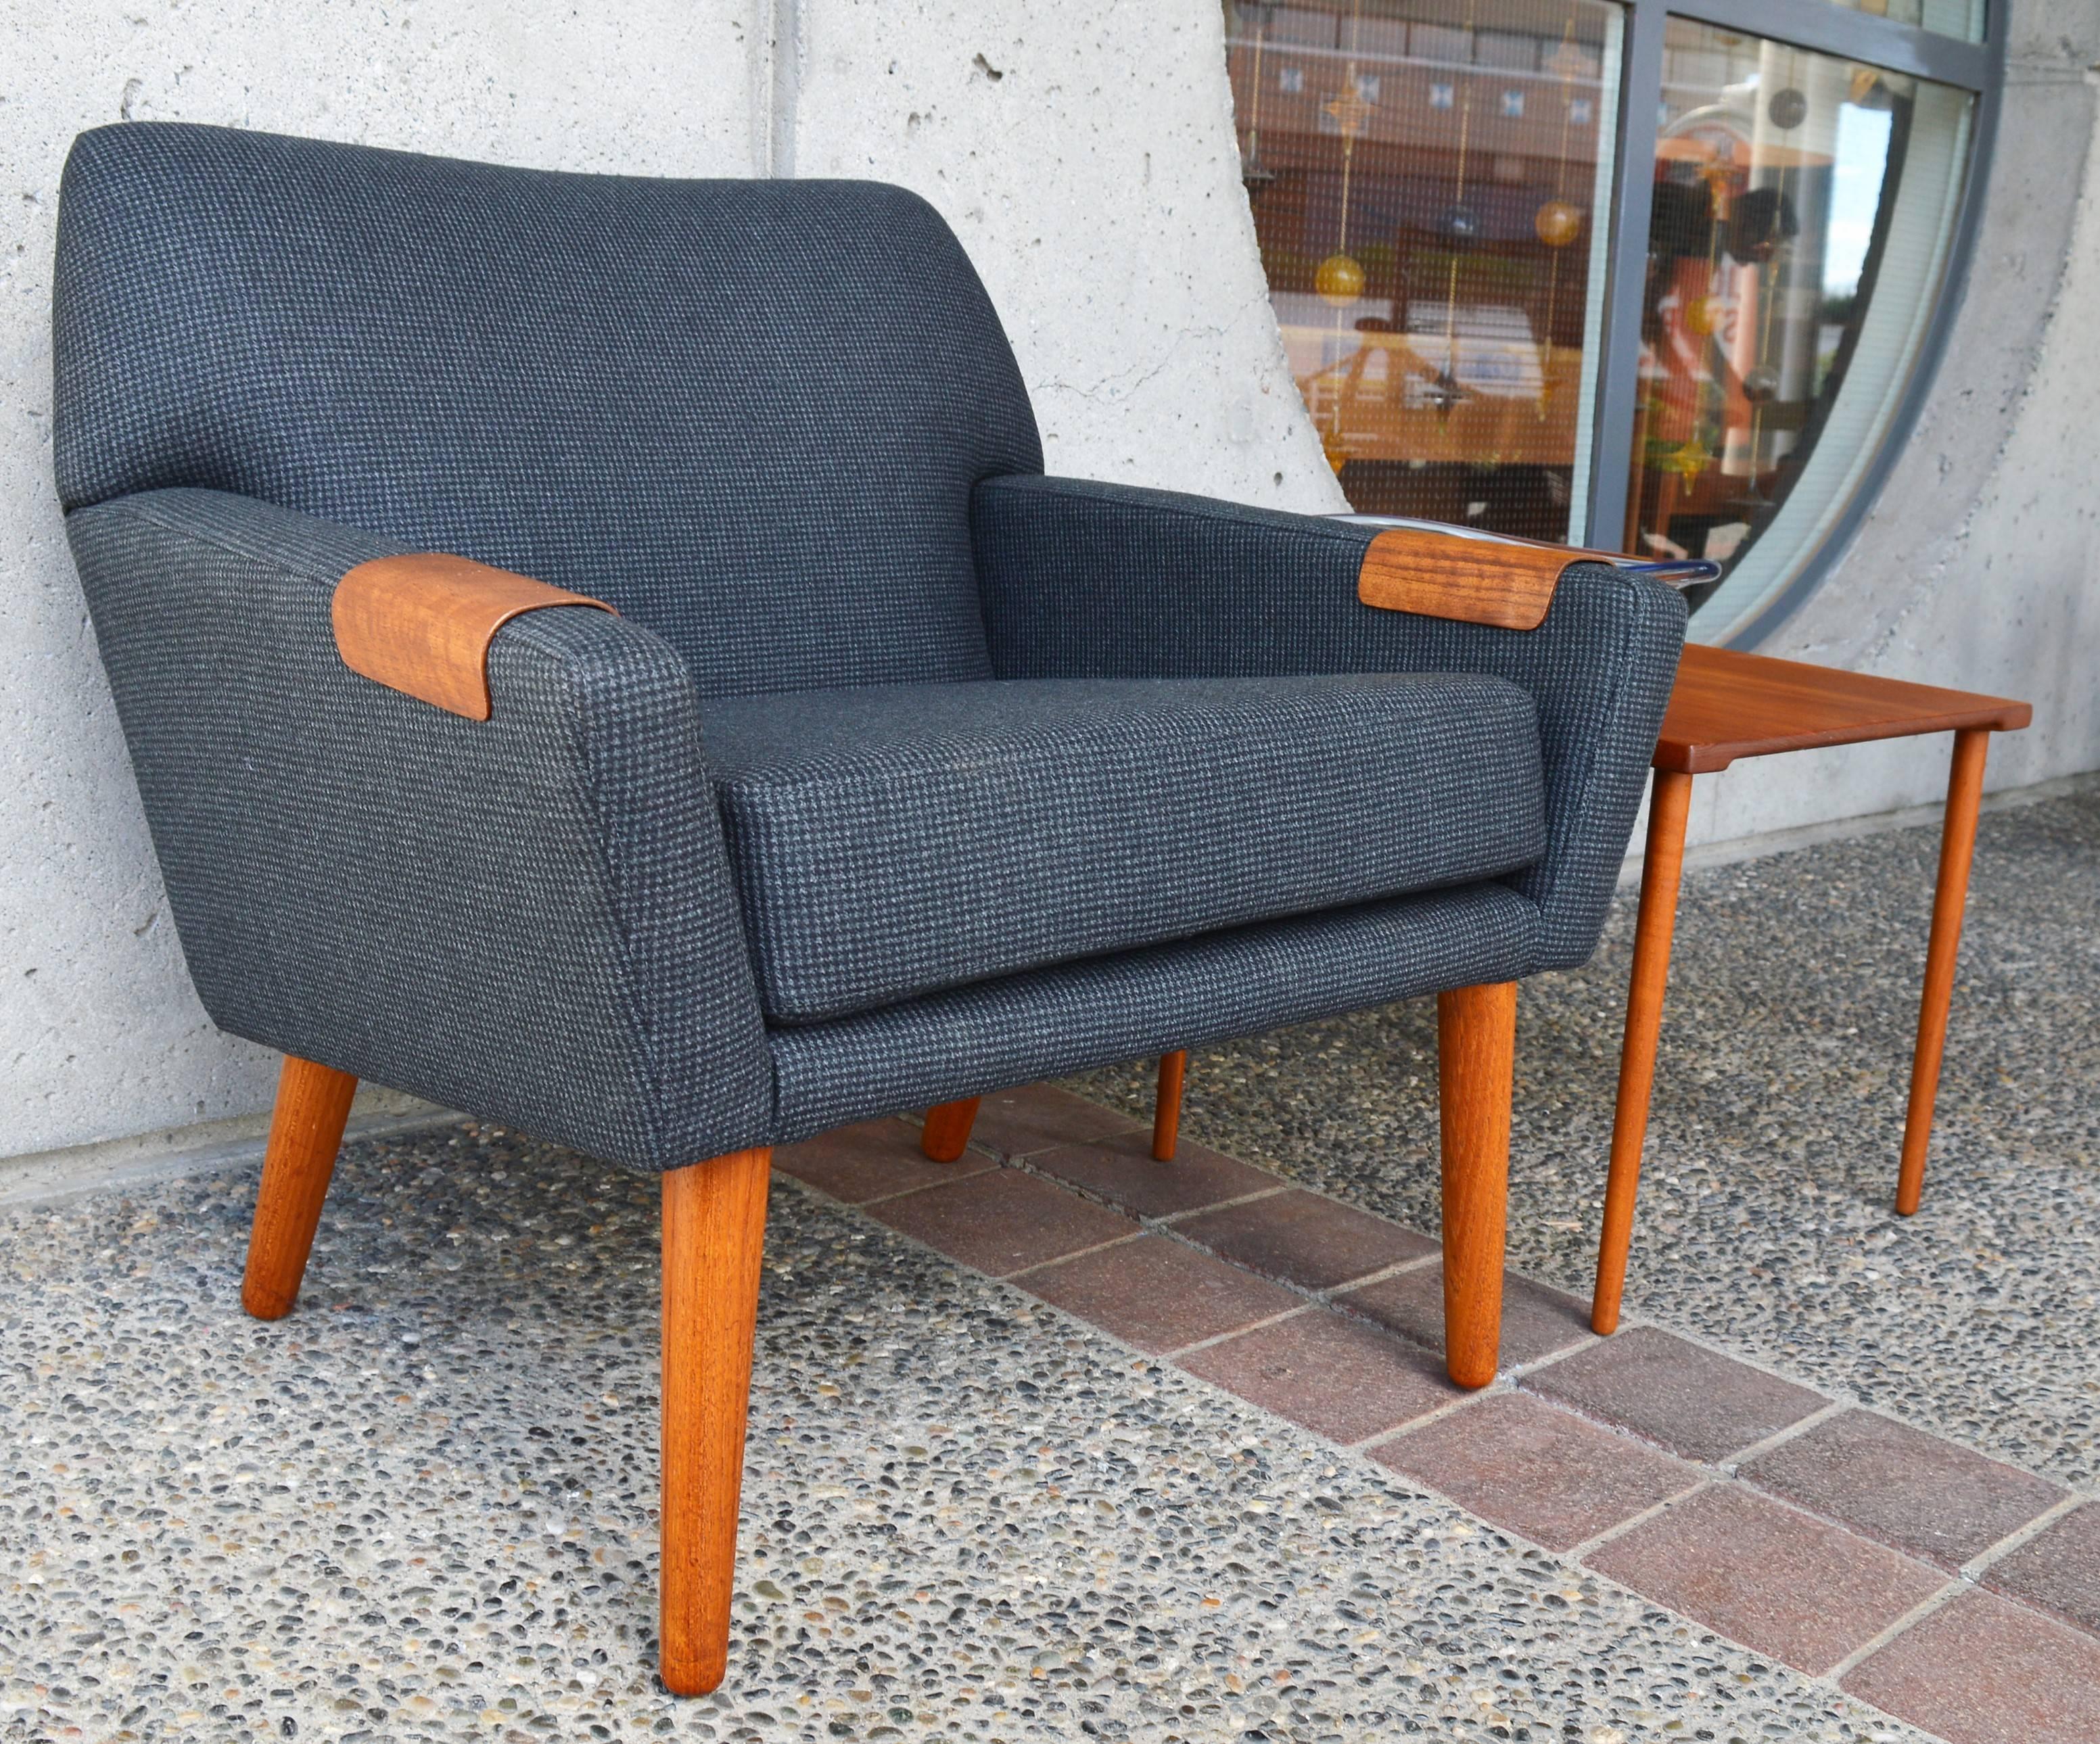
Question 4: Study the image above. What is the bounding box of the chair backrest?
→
[52,124,1044,696]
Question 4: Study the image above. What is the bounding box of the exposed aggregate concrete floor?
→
[6,791,2093,1743]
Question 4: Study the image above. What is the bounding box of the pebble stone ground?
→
[3,788,2091,1743]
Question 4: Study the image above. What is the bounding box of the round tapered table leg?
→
[1592,768,1695,1335]
[1895,728,1990,1215]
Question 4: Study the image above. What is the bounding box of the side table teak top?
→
[1656,644,2032,773]
[1593,643,2031,1337]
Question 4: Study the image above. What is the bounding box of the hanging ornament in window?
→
[1742,364,1781,404]
[1534,200,1582,248]
[1315,252,1366,306]
[1767,87,1809,130]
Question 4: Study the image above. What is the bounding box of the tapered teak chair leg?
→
[920,1098,981,1162]
[241,1054,359,1321]
[1439,983,1517,1390]
[659,1146,772,1697]
[1152,1051,1186,1160]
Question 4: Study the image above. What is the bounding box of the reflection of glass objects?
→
[1624,18,1974,628]
[1224,0,1625,544]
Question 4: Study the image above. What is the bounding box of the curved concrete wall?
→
[0,0,2091,1164]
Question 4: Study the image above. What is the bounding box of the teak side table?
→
[1591,644,2032,1336]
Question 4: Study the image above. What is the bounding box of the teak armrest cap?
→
[1356,524,1626,631]
[333,553,615,720]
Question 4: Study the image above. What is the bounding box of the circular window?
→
[1226,0,1996,643]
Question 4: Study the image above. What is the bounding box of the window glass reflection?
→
[1823,0,1984,45]
[1627,20,1973,627]
[1226,0,1625,543]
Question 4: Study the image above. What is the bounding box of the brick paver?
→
[814,1083,2091,1740]
[1585,1483,1944,1676]
[776,1118,997,1204]
[1343,1263,1591,1367]
[1524,1325,1826,1461]
[1980,1501,2100,1636]
[1179,1308,1453,1443]
[1843,1590,2100,1744]
[1028,1129,1277,1219]
[963,1084,1140,1159]
[1173,1187,1435,1290]
[1022,1233,1299,1354]
[1743,1408,2065,1571]
[1371,1392,1698,1552]
[868,1166,1134,1277]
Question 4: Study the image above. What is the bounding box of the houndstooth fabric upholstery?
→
[53,122,1042,697]
[66,489,773,1171]
[768,882,1541,1142]
[700,674,1546,1022]
[54,126,1686,1172]
[973,475,1687,969]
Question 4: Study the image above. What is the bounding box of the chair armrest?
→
[332,552,615,720]
[972,474,1687,969]
[1356,521,1633,630]
[66,488,771,1170]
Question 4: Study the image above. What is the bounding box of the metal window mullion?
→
[1583,1,1669,555]
[1661,0,1991,88]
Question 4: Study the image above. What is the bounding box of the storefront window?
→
[1226,0,1992,638]
[1228,0,1624,543]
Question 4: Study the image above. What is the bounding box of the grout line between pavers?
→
[1001,1150,1438,1312]
[1159,1304,1315,1361]
[1717,1399,1853,1474]
[1323,1249,1443,1293]
[999,1150,1275,1230]
[842,1156,1003,1208]
[1559,1476,1716,1565]
[1154,1184,1292,1222]
[1349,1379,1514,1453]
[1003,1228,1149,1281]
[1497,1327,1603,1380]
[985,1122,1150,1166]
[1823,1576,1969,1684]
[1959,1491,2088,1581]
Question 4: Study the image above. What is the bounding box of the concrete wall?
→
[1,0,2094,1168]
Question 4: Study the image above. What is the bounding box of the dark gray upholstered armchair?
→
[53,123,1686,1695]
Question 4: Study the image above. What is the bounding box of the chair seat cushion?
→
[698,674,1545,1023]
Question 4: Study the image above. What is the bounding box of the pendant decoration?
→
[1534,199,1582,248]
[1315,252,1366,306]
